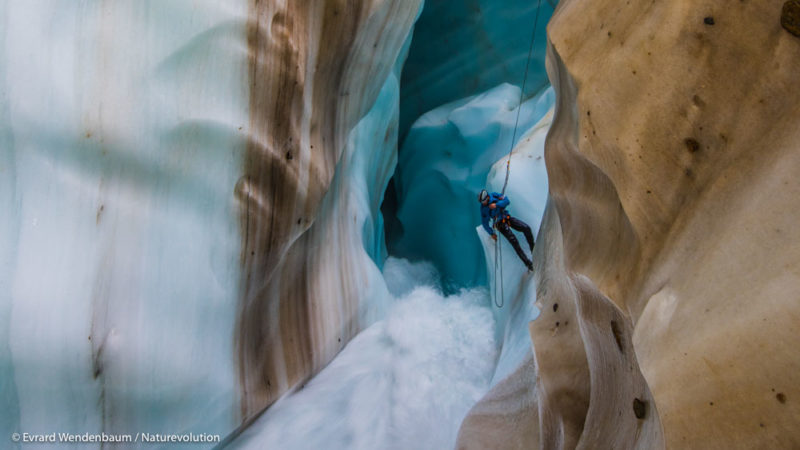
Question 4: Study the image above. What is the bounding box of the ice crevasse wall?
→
[1,0,424,441]
[1,0,557,440]
[2,0,800,449]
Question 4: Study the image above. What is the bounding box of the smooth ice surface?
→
[400,0,556,138]
[229,107,553,447]
[228,258,497,450]
[1,0,554,445]
[479,110,552,385]
[1,0,249,440]
[391,84,554,290]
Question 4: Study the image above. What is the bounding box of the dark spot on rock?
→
[564,320,569,326]
[777,393,787,403]
[685,138,700,153]
[556,321,560,327]
[587,110,591,116]
[267,379,271,387]
[553,303,559,312]
[251,251,255,256]
[760,423,765,428]
[297,218,302,225]
[782,0,800,37]
[608,31,612,37]
[646,190,652,194]
[611,320,624,353]
[285,151,293,160]
[685,168,694,178]
[704,16,715,25]
[338,338,341,342]
[633,398,648,419]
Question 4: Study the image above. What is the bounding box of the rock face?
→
[459,0,800,448]
[236,0,421,418]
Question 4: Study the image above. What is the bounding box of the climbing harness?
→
[494,0,543,309]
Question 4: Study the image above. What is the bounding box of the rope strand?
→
[494,0,544,309]
[501,0,543,196]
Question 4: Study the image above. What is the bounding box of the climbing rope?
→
[494,0,543,309]
[493,236,505,308]
[501,0,543,197]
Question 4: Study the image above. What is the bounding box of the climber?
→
[478,189,535,271]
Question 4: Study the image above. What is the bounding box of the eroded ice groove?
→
[228,258,497,450]
[391,85,554,290]
[479,107,552,386]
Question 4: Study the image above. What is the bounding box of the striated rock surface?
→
[460,0,800,448]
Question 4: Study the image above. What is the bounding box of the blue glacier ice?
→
[229,258,497,450]
[479,109,552,385]
[1,0,556,447]
[389,84,554,290]
[400,0,556,138]
[1,0,250,441]
[226,87,554,448]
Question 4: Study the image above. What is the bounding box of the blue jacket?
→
[480,192,509,235]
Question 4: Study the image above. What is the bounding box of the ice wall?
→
[228,258,497,450]
[234,0,422,418]
[478,110,551,386]
[1,0,249,440]
[391,84,553,289]
[399,0,556,138]
[0,0,424,443]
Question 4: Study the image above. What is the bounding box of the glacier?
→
[224,89,554,448]
[228,258,497,450]
[399,0,556,138]
[0,0,558,447]
[389,84,554,290]
[1,0,250,441]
